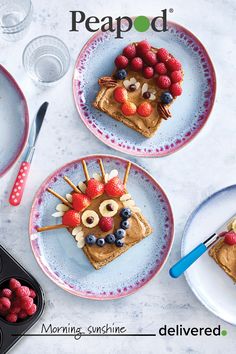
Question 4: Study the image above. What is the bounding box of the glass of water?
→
[23,35,70,86]
[0,0,33,41]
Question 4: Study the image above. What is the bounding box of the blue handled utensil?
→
[169,212,236,278]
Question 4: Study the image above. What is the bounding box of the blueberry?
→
[96,238,105,247]
[85,234,96,245]
[114,228,126,239]
[120,220,129,230]
[115,69,127,80]
[120,208,132,220]
[160,92,173,105]
[105,234,116,244]
[115,239,124,247]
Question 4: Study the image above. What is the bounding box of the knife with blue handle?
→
[169,212,236,278]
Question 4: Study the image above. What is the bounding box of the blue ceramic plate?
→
[182,185,236,325]
[29,155,174,299]
[0,65,29,177]
[73,21,216,157]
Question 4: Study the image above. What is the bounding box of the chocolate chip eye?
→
[129,84,136,92]
[106,204,114,211]
[86,216,94,224]
[143,91,151,99]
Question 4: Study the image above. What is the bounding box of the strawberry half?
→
[62,210,81,228]
[72,193,91,212]
[85,179,104,199]
[105,177,125,197]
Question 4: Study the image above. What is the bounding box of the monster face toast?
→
[37,159,152,269]
[94,40,183,138]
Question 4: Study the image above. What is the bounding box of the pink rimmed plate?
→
[0,65,29,177]
[29,155,174,300]
[73,21,216,157]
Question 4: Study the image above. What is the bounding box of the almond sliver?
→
[78,181,87,193]
[123,200,136,208]
[132,206,141,213]
[108,169,118,180]
[77,238,85,248]
[93,172,102,181]
[142,83,148,94]
[120,193,132,202]
[52,211,64,217]
[123,80,130,89]
[232,219,236,233]
[72,226,82,235]
[75,231,84,241]
[56,204,70,212]
[66,193,73,202]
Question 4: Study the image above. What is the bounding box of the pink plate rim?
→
[29,154,174,300]
[0,64,29,177]
[72,20,217,158]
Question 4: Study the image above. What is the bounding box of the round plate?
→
[29,155,174,300]
[182,185,236,325]
[73,21,216,157]
[0,65,29,177]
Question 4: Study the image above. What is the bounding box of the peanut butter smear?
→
[69,192,147,263]
[217,243,236,279]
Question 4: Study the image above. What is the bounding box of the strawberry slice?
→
[105,177,125,197]
[72,193,91,212]
[62,210,81,228]
[86,179,104,199]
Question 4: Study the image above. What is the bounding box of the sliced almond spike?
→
[123,199,136,208]
[56,204,70,212]
[77,238,85,248]
[132,206,141,213]
[123,80,130,89]
[232,219,236,233]
[75,231,84,241]
[82,160,90,182]
[72,226,82,235]
[63,176,81,193]
[142,83,148,94]
[66,194,73,202]
[120,193,132,202]
[37,224,67,232]
[93,173,102,181]
[78,181,87,193]
[108,169,118,180]
[98,159,106,182]
[47,188,72,208]
[52,211,64,218]
[136,82,140,89]
[123,162,131,187]
[130,77,136,84]
[104,173,109,183]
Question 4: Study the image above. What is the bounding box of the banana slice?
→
[99,199,119,217]
[82,210,99,228]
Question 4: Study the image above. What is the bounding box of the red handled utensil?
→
[9,102,49,206]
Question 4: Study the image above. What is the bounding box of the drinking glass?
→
[0,0,33,41]
[23,35,70,86]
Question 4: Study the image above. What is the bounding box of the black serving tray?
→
[0,245,45,354]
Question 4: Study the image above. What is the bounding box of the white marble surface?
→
[0,0,236,353]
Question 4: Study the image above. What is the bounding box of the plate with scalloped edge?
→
[29,154,174,299]
[182,185,236,325]
[73,20,216,157]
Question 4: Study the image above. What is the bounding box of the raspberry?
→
[6,313,18,323]
[123,44,136,59]
[62,210,81,228]
[15,286,30,298]
[137,102,153,117]
[136,40,151,56]
[20,296,33,310]
[170,83,182,97]
[130,57,143,71]
[143,51,157,66]
[155,62,167,75]
[99,217,114,232]
[166,57,182,71]
[156,48,170,62]
[1,288,12,299]
[0,297,11,310]
[170,70,183,83]
[121,101,137,116]
[10,304,21,314]
[224,231,236,245]
[29,289,36,299]
[143,66,154,79]
[72,193,91,212]
[86,179,104,200]
[156,75,171,89]
[0,307,8,316]
[9,278,21,291]
[18,310,28,319]
[113,87,128,103]
[114,55,129,69]
[27,303,37,316]
[105,177,125,197]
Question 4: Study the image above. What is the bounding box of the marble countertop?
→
[0,0,236,353]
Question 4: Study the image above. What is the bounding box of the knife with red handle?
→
[9,102,49,206]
